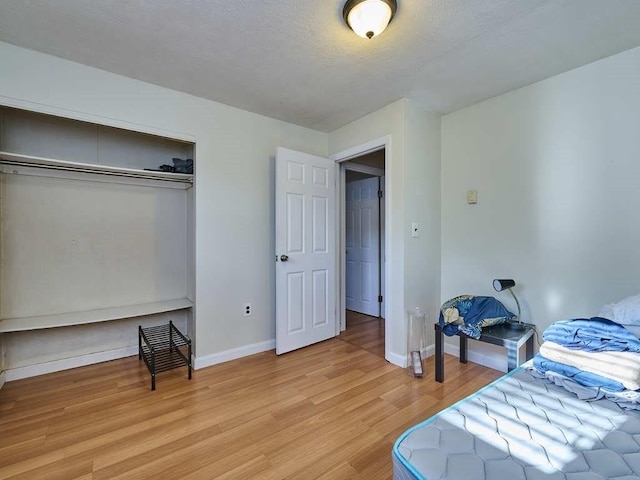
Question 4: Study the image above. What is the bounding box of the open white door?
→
[275,147,337,355]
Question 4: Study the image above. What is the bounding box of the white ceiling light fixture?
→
[343,0,397,39]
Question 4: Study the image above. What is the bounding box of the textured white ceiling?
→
[1,1,640,132]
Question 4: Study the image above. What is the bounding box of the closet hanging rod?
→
[0,159,191,183]
[0,151,192,184]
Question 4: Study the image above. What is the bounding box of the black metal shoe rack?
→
[139,320,192,391]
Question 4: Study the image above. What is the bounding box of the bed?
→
[393,365,640,480]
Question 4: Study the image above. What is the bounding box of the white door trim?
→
[342,161,385,177]
[330,135,392,364]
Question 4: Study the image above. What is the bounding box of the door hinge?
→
[378,190,383,199]
[378,295,383,303]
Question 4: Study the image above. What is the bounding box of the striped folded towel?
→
[539,341,640,391]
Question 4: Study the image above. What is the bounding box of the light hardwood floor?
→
[0,323,501,480]
[339,310,385,358]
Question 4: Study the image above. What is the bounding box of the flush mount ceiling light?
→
[343,0,397,39]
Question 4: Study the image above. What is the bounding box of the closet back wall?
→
[1,107,192,168]
[2,175,187,317]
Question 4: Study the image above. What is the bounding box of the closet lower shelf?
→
[0,298,194,332]
[139,320,192,391]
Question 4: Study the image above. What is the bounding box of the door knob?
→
[280,254,289,262]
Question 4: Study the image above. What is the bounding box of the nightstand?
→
[435,322,535,382]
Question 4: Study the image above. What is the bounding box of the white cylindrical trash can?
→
[407,307,427,377]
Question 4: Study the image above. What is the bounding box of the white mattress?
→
[393,367,640,480]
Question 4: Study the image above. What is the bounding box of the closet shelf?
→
[0,151,193,184]
[0,298,194,332]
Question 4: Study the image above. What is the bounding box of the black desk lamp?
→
[493,279,524,330]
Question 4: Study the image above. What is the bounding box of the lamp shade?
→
[493,279,515,292]
[343,0,397,39]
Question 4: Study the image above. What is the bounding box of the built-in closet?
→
[0,106,195,380]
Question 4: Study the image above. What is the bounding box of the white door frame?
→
[330,135,392,363]
[342,161,385,178]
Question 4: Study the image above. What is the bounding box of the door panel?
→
[276,147,336,355]
[287,272,304,333]
[312,269,328,327]
[312,196,328,252]
[287,193,304,253]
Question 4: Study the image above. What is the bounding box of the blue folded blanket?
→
[533,354,626,392]
[543,317,640,353]
[439,295,515,339]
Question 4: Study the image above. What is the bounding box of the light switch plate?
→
[467,190,478,204]
[411,222,419,238]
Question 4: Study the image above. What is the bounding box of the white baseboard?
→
[424,345,436,358]
[1,338,507,384]
[442,342,507,373]
[5,338,276,382]
[387,345,435,368]
[5,345,138,382]
[193,339,275,370]
[385,350,405,368]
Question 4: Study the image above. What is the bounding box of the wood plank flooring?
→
[0,324,502,480]
[339,310,385,358]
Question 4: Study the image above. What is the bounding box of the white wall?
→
[329,99,441,364]
[2,174,188,318]
[0,41,327,374]
[403,102,441,347]
[441,46,640,370]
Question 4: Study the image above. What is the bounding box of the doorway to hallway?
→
[341,148,386,359]
[333,135,395,365]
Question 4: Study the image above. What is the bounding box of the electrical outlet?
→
[243,303,252,317]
